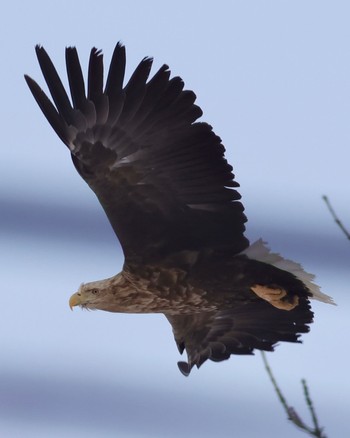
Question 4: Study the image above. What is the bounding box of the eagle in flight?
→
[25,43,333,376]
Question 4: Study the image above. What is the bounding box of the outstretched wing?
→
[25,43,248,263]
[166,298,313,376]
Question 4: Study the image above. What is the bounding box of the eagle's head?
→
[68,272,134,312]
[69,281,109,311]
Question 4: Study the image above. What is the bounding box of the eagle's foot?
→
[251,284,299,311]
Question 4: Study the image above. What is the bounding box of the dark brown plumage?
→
[25,43,333,375]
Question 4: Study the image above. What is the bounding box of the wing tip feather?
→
[177,361,191,376]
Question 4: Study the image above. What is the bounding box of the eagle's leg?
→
[251,285,299,311]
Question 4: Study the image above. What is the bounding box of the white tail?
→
[241,239,335,305]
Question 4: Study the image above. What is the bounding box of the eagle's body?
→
[82,249,309,315]
[25,43,333,375]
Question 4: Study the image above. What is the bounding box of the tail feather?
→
[241,239,335,305]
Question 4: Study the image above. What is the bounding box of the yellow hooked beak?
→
[69,292,82,310]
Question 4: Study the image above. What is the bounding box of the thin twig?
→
[302,379,324,437]
[322,195,350,240]
[261,350,290,416]
[261,352,327,437]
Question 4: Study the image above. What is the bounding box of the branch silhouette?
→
[322,195,350,240]
[261,352,327,437]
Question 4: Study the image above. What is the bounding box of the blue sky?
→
[1,1,350,437]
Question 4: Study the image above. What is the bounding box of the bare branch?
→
[322,195,350,240]
[302,379,325,438]
[261,352,327,437]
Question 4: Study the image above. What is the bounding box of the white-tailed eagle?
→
[25,44,333,376]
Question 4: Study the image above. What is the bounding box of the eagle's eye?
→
[91,289,99,295]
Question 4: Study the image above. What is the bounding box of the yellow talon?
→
[251,285,299,311]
